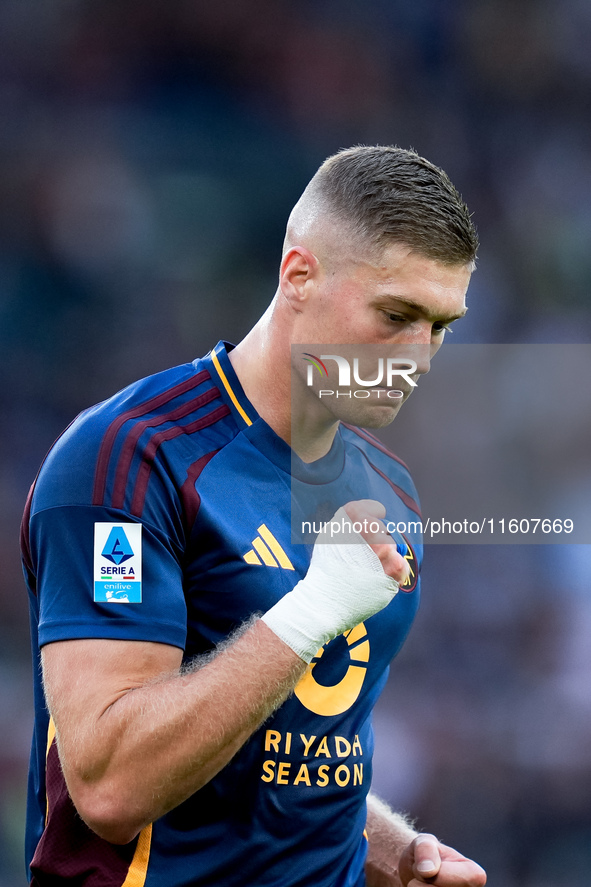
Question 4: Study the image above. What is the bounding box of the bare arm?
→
[365,794,418,887]
[42,619,306,845]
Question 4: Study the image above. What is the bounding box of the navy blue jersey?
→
[21,341,422,887]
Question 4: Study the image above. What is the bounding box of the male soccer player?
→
[21,146,486,886]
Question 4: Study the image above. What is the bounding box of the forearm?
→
[365,794,418,887]
[46,620,306,843]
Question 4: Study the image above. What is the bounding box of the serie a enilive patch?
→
[93,522,143,603]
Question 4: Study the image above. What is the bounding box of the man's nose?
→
[394,343,432,377]
[415,343,433,376]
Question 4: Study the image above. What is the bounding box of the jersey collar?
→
[207,341,257,428]
[206,340,345,482]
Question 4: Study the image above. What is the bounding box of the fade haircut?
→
[307,145,478,267]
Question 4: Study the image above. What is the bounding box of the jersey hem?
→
[38,620,186,650]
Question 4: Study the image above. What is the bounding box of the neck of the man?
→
[228,304,339,462]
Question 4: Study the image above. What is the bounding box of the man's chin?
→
[339,400,406,429]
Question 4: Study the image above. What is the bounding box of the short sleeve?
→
[30,504,187,650]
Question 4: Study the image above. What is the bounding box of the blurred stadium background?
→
[1,1,590,884]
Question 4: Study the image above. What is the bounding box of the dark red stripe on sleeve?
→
[111,386,221,511]
[342,423,411,472]
[130,404,231,518]
[20,481,36,583]
[180,450,220,531]
[92,370,211,507]
[360,451,422,518]
[30,739,139,886]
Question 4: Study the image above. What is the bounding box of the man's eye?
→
[386,313,406,323]
[432,322,452,334]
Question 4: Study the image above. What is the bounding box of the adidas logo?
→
[243,525,294,570]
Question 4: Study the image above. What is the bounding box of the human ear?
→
[279,247,319,308]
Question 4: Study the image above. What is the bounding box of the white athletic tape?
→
[262,507,399,662]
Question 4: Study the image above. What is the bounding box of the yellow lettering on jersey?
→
[316,765,330,787]
[276,762,291,785]
[293,764,311,786]
[261,760,275,782]
[315,736,331,758]
[265,730,281,752]
[300,734,316,756]
[335,765,351,787]
[335,736,351,758]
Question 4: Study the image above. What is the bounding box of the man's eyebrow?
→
[382,296,468,323]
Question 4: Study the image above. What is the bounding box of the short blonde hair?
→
[308,145,478,267]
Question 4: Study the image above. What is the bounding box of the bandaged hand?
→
[261,500,410,662]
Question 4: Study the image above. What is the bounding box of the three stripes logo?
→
[243,525,294,571]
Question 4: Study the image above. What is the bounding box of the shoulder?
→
[31,358,238,516]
